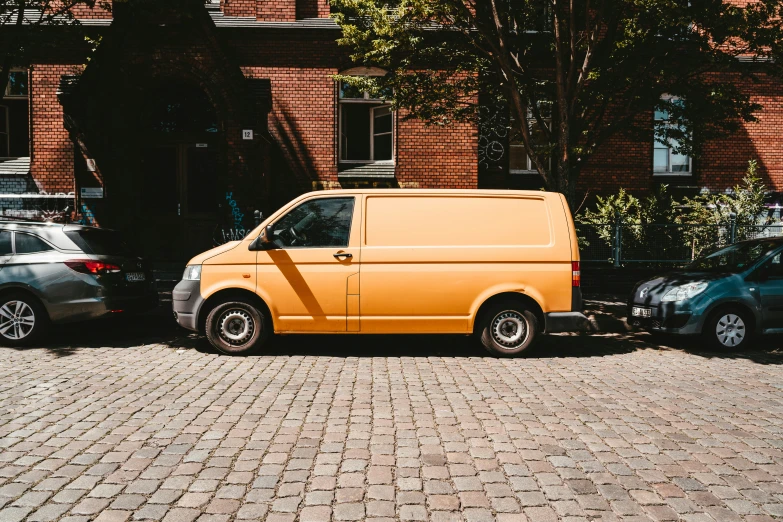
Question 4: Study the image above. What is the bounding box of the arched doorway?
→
[133,83,222,261]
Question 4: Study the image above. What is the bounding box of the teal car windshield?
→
[688,240,780,273]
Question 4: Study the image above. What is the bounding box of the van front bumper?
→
[545,312,591,333]
[172,279,203,332]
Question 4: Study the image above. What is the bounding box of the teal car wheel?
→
[704,307,751,350]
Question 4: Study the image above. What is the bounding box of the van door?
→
[257,196,360,332]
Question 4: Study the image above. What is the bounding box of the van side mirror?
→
[249,225,275,251]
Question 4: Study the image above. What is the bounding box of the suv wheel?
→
[206,300,268,355]
[478,302,539,357]
[0,293,49,346]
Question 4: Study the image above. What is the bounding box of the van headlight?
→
[661,281,708,302]
[183,265,202,281]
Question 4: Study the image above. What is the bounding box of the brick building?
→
[1,0,782,261]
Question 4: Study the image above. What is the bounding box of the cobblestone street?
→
[1,302,782,522]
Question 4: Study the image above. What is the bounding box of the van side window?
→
[15,233,54,254]
[272,198,355,248]
[0,231,11,255]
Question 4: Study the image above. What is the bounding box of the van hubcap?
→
[716,313,745,347]
[0,301,35,340]
[218,309,254,345]
[491,311,527,348]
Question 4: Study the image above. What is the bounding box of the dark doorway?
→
[131,84,221,261]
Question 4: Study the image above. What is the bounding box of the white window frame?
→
[510,108,551,175]
[653,96,692,176]
[338,67,394,165]
[4,69,29,99]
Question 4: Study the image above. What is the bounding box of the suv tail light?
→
[572,261,581,287]
[65,260,121,275]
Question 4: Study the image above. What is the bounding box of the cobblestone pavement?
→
[1,300,783,522]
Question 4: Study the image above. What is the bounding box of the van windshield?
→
[687,240,780,273]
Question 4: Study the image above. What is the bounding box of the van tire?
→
[0,292,49,347]
[206,300,268,355]
[478,303,539,357]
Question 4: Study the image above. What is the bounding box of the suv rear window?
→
[64,229,134,257]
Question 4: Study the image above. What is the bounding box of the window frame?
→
[509,107,551,175]
[4,69,29,99]
[12,231,56,255]
[338,68,395,165]
[269,196,356,250]
[653,96,692,177]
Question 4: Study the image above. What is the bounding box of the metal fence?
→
[578,218,783,266]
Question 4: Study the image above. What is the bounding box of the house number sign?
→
[242,129,254,140]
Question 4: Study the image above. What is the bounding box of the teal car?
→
[628,238,783,349]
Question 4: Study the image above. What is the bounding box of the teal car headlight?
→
[183,265,202,281]
[661,281,708,302]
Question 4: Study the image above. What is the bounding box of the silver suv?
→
[0,221,158,346]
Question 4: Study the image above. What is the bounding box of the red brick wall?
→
[579,74,783,196]
[396,113,478,188]
[30,64,83,194]
[221,0,256,17]
[296,0,329,19]
[70,1,112,19]
[700,74,783,193]
[257,0,296,21]
[243,66,339,190]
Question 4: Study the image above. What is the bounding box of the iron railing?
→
[579,214,783,266]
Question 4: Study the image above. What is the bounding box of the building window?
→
[338,69,393,164]
[1,69,30,158]
[509,104,551,174]
[4,70,28,98]
[654,98,691,175]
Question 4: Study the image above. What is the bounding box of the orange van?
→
[172,189,589,356]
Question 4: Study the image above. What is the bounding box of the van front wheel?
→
[478,304,539,357]
[206,300,268,355]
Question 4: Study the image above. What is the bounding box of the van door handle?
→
[333,252,353,259]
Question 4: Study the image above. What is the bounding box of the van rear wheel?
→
[478,303,539,357]
[206,300,268,355]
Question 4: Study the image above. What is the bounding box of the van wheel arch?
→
[198,289,273,335]
[473,292,545,335]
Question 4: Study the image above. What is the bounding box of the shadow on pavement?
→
[9,298,783,364]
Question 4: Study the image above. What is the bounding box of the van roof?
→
[300,188,558,196]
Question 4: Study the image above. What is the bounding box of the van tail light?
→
[65,260,121,275]
[572,261,581,287]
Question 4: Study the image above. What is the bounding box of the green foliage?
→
[577,160,780,263]
[578,184,681,261]
[679,160,771,256]
[330,0,783,204]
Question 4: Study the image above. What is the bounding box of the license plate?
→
[126,272,146,282]
[632,306,652,318]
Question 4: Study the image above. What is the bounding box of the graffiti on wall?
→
[478,103,509,172]
[226,191,245,229]
[213,191,247,246]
